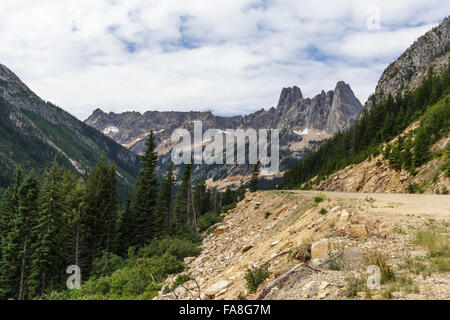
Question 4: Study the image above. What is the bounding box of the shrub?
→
[245,263,271,293]
[172,274,190,290]
[314,194,325,203]
[414,229,449,258]
[403,257,427,275]
[431,256,450,272]
[138,237,201,261]
[108,255,183,298]
[381,276,419,299]
[366,251,395,284]
[222,202,237,213]
[264,211,272,219]
[343,276,368,298]
[319,208,327,215]
[90,251,125,279]
[198,211,224,232]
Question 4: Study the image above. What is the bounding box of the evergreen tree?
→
[16,173,39,300]
[174,163,192,233]
[28,161,65,297]
[62,178,87,268]
[132,132,158,246]
[222,187,235,206]
[116,195,134,257]
[414,127,431,166]
[83,155,118,266]
[0,169,28,299]
[0,168,23,247]
[155,163,175,237]
[106,162,118,252]
[249,161,261,192]
[193,180,210,216]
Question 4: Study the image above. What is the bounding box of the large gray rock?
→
[368,16,450,108]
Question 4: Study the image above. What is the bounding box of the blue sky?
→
[0,0,448,120]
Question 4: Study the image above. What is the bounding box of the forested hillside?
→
[0,63,140,198]
[0,132,247,300]
[282,61,450,190]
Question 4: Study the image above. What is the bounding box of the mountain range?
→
[85,81,363,187]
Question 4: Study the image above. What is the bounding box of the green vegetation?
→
[319,208,327,215]
[384,93,450,174]
[245,263,271,294]
[414,228,449,259]
[0,131,244,300]
[47,238,197,300]
[366,251,396,284]
[264,211,272,219]
[282,63,450,189]
[0,98,140,201]
[380,276,419,299]
[314,194,326,203]
[343,275,369,298]
[249,161,261,192]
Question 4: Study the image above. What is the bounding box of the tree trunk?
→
[75,227,79,266]
[167,203,172,237]
[186,188,191,228]
[18,235,27,300]
[190,177,198,232]
[41,272,46,296]
[106,220,110,252]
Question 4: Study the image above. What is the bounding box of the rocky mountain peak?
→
[369,16,450,107]
[325,81,363,134]
[277,85,303,108]
[92,108,106,116]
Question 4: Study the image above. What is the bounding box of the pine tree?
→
[16,173,39,300]
[414,127,431,166]
[249,161,261,192]
[155,163,174,237]
[83,155,118,266]
[106,162,118,252]
[222,187,235,206]
[63,178,87,268]
[116,195,134,257]
[193,180,209,216]
[29,161,65,297]
[0,168,23,245]
[132,132,159,246]
[174,163,192,234]
[0,168,24,299]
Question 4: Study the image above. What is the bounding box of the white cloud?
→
[0,0,448,120]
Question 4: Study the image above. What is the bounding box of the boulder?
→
[214,225,228,236]
[311,239,329,265]
[205,280,230,298]
[349,224,368,238]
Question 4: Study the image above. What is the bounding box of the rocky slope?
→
[0,63,140,192]
[367,16,450,107]
[309,129,450,194]
[156,190,450,300]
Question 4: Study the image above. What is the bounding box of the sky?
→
[0,1,448,120]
